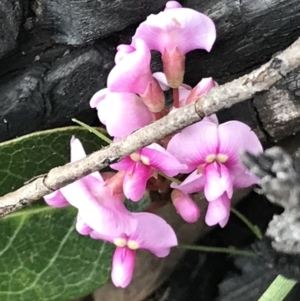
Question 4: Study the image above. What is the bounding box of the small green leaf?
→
[0,127,114,300]
[258,274,296,301]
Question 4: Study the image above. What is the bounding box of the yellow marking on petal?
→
[130,153,140,162]
[172,17,181,27]
[114,238,127,247]
[140,155,150,166]
[217,154,228,163]
[205,154,216,163]
[127,240,139,250]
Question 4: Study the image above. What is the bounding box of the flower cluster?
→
[44,1,263,288]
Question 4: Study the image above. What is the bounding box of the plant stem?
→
[173,88,180,108]
[230,207,263,240]
[178,244,256,257]
[72,118,112,144]
[158,171,182,184]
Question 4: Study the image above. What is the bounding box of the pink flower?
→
[90,89,153,138]
[205,193,231,227]
[171,189,200,223]
[111,143,187,201]
[132,1,216,88]
[184,77,216,105]
[90,212,178,288]
[153,72,215,108]
[107,39,165,113]
[44,137,137,237]
[167,116,263,227]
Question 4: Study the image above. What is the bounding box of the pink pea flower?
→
[167,116,263,227]
[153,72,216,108]
[132,1,216,88]
[90,212,178,288]
[111,143,187,202]
[171,189,200,223]
[90,89,153,138]
[44,137,137,237]
[107,39,165,113]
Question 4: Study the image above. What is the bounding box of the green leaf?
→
[258,274,296,301]
[0,127,114,300]
[0,126,105,195]
[125,192,152,212]
[0,206,114,301]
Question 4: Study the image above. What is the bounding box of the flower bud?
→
[162,47,185,88]
[139,77,165,112]
[171,189,200,223]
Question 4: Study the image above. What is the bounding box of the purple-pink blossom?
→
[44,137,137,237]
[107,39,165,113]
[167,116,263,227]
[132,1,216,88]
[153,72,216,108]
[90,212,178,288]
[111,143,187,202]
[90,89,153,138]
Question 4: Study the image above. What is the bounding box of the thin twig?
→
[0,37,299,218]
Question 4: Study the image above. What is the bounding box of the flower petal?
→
[171,189,200,223]
[230,165,260,188]
[141,143,187,176]
[70,137,103,181]
[132,8,216,54]
[204,163,232,201]
[61,176,136,237]
[204,163,224,201]
[152,72,171,91]
[111,247,136,288]
[123,163,153,202]
[97,92,153,137]
[130,212,178,257]
[203,114,219,124]
[76,214,93,235]
[44,190,69,208]
[110,156,135,172]
[90,88,108,108]
[107,39,152,94]
[185,77,216,104]
[165,1,182,9]
[218,121,263,166]
[205,194,231,227]
[167,121,219,172]
[115,44,135,64]
[171,169,205,194]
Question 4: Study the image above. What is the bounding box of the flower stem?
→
[173,88,180,108]
[178,244,256,257]
[258,275,296,301]
[230,207,263,240]
[72,118,112,144]
[158,171,182,184]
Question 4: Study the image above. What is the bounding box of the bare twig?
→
[0,37,299,218]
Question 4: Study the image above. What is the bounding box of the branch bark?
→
[0,37,299,218]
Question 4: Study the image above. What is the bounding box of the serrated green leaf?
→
[0,127,114,301]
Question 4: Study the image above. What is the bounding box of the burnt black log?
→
[0,0,299,143]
